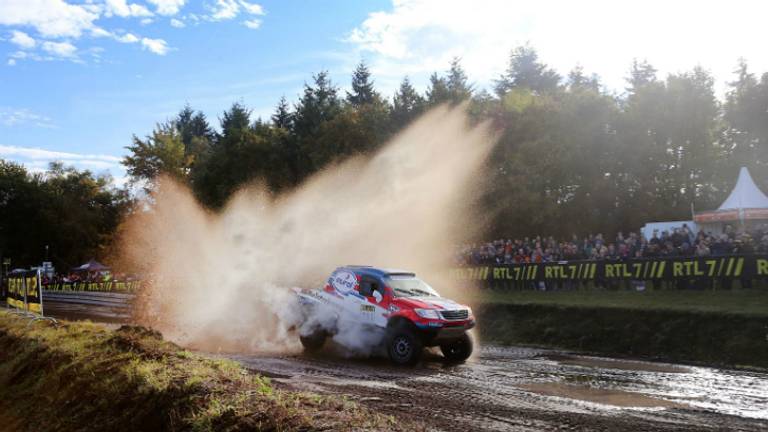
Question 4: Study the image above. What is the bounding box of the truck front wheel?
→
[300,331,327,352]
[387,327,423,366]
[440,332,473,362]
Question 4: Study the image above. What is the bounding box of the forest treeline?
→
[2,45,768,268]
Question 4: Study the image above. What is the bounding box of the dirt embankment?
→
[478,303,768,368]
[0,312,411,432]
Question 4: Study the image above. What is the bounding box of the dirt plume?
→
[120,104,495,352]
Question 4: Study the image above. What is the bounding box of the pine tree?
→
[292,71,342,176]
[391,76,424,127]
[495,45,560,96]
[426,72,450,105]
[347,61,378,106]
[271,96,293,129]
[175,105,213,164]
[445,57,473,102]
[219,102,251,141]
[567,65,600,92]
[626,59,658,93]
[293,71,341,137]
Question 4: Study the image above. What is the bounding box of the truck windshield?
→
[388,276,440,298]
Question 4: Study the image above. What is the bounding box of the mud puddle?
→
[518,382,687,408]
[230,345,768,431]
[540,353,690,373]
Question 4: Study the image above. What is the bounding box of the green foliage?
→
[426,72,450,105]
[124,123,186,184]
[120,46,768,244]
[0,160,130,269]
[347,60,379,106]
[391,76,425,128]
[445,57,473,102]
[495,44,561,96]
[123,106,212,190]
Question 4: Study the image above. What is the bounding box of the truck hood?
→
[393,296,466,311]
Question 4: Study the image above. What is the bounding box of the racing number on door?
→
[359,276,380,322]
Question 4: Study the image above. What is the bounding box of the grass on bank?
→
[473,288,768,316]
[0,311,407,432]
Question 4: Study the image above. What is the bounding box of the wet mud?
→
[230,345,768,431]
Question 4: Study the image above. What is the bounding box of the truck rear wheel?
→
[440,332,473,362]
[299,331,326,352]
[387,328,422,366]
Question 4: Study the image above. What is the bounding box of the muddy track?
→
[230,345,768,431]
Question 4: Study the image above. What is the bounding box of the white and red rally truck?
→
[294,266,476,365]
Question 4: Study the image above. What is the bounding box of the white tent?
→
[694,167,768,229]
[717,167,768,211]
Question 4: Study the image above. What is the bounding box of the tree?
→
[124,105,214,189]
[723,59,768,188]
[123,122,187,188]
[426,72,450,105]
[0,160,130,269]
[219,102,251,141]
[391,76,425,128]
[271,96,293,129]
[445,57,473,102]
[567,65,600,92]
[626,59,658,94]
[293,71,342,176]
[347,61,378,106]
[176,105,214,150]
[495,45,560,96]
[126,52,768,243]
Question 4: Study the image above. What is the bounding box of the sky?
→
[1,0,767,186]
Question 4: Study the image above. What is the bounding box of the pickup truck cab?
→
[295,266,476,365]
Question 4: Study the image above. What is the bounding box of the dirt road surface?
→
[230,344,768,431]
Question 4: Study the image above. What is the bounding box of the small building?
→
[694,167,768,234]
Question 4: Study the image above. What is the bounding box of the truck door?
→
[359,276,388,326]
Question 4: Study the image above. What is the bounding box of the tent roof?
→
[718,167,768,211]
[72,259,109,272]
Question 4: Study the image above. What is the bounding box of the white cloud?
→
[104,0,153,18]
[208,0,264,21]
[141,37,169,55]
[9,30,36,49]
[239,1,264,15]
[209,0,239,20]
[90,27,113,38]
[243,19,261,29]
[0,144,124,174]
[117,33,139,43]
[147,0,187,16]
[348,0,768,95]
[0,107,55,128]
[7,59,16,66]
[0,0,99,38]
[170,18,185,28]
[140,17,154,25]
[0,145,121,162]
[41,40,77,58]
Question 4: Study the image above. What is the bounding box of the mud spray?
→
[119,104,496,354]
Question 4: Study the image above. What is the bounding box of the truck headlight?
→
[415,308,441,319]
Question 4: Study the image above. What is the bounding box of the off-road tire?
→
[299,331,326,352]
[387,326,423,366]
[440,332,473,362]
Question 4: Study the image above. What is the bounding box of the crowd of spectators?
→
[457,224,768,265]
[41,271,136,285]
